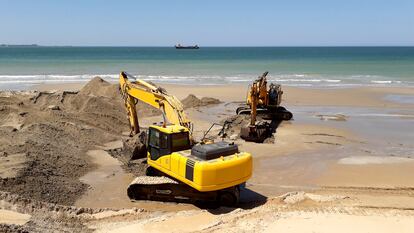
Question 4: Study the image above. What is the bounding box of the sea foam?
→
[0,73,411,90]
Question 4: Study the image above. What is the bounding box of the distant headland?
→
[0,44,39,47]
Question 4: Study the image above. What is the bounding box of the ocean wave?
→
[0,75,43,79]
[0,73,411,89]
[351,75,383,78]
[371,80,402,84]
[0,74,119,82]
[274,79,342,83]
[0,79,89,84]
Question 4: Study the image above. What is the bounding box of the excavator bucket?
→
[240,121,272,143]
[122,131,148,161]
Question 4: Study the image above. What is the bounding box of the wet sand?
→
[75,143,195,212]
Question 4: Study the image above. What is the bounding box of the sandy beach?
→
[1,78,414,232]
[2,0,413,231]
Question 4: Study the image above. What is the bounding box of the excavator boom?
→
[119,72,192,135]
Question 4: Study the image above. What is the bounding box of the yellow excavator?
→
[237,72,293,142]
[119,72,252,206]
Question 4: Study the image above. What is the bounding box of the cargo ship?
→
[175,44,199,49]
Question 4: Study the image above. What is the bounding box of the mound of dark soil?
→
[0,77,133,205]
[220,114,279,144]
[0,121,117,205]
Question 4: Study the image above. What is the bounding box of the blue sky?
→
[1,0,413,46]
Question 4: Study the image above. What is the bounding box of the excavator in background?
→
[237,72,293,142]
[119,71,252,206]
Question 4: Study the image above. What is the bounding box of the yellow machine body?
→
[147,125,252,192]
[119,71,253,194]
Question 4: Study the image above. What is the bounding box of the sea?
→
[0,46,413,90]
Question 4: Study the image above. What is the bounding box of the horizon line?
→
[1,44,414,48]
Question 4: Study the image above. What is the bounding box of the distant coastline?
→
[1,45,413,48]
[0,44,39,47]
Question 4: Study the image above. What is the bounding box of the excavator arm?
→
[119,72,192,136]
[246,71,269,107]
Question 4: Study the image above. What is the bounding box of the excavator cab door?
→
[148,128,171,170]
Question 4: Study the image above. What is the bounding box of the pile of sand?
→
[0,77,135,205]
[78,77,160,117]
[29,77,160,134]
[78,76,119,99]
[181,94,221,109]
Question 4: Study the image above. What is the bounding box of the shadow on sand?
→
[200,187,268,215]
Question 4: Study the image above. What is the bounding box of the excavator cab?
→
[268,83,282,106]
[147,125,191,161]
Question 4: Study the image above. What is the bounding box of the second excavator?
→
[237,72,293,142]
[119,72,252,206]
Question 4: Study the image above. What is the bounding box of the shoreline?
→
[30,81,414,107]
[3,79,414,91]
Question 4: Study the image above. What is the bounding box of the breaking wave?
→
[0,73,411,89]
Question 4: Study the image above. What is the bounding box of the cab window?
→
[148,128,170,160]
[160,133,168,149]
[149,129,160,147]
[171,132,190,152]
